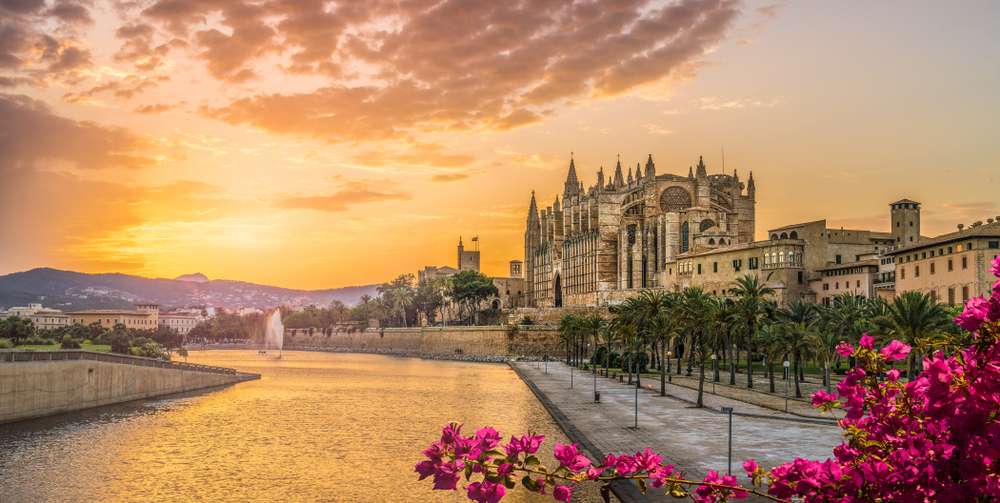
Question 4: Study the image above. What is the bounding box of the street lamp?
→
[633,370,640,429]
[783,360,791,413]
[666,351,673,383]
[721,406,734,475]
[711,354,717,394]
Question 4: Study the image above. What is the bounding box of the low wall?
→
[285,326,565,359]
[0,351,258,424]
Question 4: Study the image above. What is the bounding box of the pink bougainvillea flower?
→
[956,296,990,333]
[474,427,502,450]
[553,484,573,502]
[835,341,854,357]
[859,333,875,350]
[553,443,591,472]
[743,459,759,478]
[991,254,1000,277]
[880,340,912,362]
[811,389,838,408]
[466,480,505,503]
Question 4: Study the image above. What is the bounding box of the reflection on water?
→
[0,351,606,502]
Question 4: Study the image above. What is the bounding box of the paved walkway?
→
[512,361,844,502]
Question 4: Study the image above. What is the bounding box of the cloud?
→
[0,4,94,84]
[63,74,169,103]
[0,93,155,171]
[431,172,470,183]
[697,96,782,111]
[181,0,742,142]
[353,142,474,169]
[274,181,409,212]
[134,102,183,114]
[644,124,674,135]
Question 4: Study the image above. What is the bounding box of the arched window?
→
[680,222,689,253]
[660,187,692,212]
[699,219,716,232]
[708,238,716,245]
[780,232,788,239]
[789,231,798,239]
[764,253,771,266]
[771,234,778,240]
[788,251,795,264]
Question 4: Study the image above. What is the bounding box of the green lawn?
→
[15,342,111,352]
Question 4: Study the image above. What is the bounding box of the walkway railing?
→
[0,350,240,376]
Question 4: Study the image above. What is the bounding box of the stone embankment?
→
[284,325,565,360]
[0,350,259,424]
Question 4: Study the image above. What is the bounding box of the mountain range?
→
[0,268,378,311]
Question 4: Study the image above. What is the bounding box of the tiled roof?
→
[885,222,1000,255]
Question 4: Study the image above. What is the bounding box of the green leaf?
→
[464,463,473,481]
[522,476,536,491]
[525,455,540,466]
[485,449,505,458]
[503,477,516,489]
[637,478,647,494]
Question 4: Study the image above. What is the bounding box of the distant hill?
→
[175,272,209,283]
[0,268,379,311]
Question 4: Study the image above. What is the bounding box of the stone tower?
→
[890,199,921,246]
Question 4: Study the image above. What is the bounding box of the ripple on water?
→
[0,351,609,502]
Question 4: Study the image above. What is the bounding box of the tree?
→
[777,300,820,398]
[449,270,498,325]
[0,316,35,345]
[377,273,417,327]
[730,274,775,389]
[414,277,447,325]
[873,291,953,378]
[677,287,715,407]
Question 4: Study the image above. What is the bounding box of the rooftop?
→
[885,221,1000,255]
[816,259,880,272]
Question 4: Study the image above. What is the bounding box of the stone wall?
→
[0,355,256,424]
[285,326,566,359]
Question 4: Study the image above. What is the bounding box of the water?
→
[0,351,606,502]
[264,310,284,352]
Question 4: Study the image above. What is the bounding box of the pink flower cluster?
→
[416,422,754,502]
[770,255,1000,501]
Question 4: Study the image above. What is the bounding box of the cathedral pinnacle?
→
[688,166,694,179]
[645,154,655,178]
[528,190,538,220]
[696,155,707,178]
[564,154,580,196]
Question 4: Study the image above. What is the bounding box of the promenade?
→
[512,361,843,501]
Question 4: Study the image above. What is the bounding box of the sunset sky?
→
[1,0,998,289]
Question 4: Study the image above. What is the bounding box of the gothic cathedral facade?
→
[524,154,756,307]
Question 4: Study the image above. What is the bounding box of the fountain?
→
[263,309,284,358]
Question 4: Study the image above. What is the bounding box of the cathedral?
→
[523,154,756,307]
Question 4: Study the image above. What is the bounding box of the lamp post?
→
[730,343,737,385]
[783,360,791,413]
[545,354,548,375]
[570,361,574,388]
[666,351,673,383]
[721,406,734,475]
[711,354,717,395]
[633,370,640,429]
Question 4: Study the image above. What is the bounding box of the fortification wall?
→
[0,355,256,424]
[285,326,565,359]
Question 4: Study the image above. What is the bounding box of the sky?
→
[1,0,998,290]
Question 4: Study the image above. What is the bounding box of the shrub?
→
[0,338,13,349]
[60,335,81,349]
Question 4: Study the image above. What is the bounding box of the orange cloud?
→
[275,181,409,212]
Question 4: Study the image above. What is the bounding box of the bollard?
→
[594,391,601,403]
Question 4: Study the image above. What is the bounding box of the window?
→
[823,283,829,291]
[835,254,842,264]
[697,263,702,274]
[930,262,935,274]
[948,288,955,305]
[963,257,968,269]
[915,265,920,278]
[798,271,804,284]
[963,286,970,302]
[990,241,999,249]
[948,259,953,272]
[900,267,906,279]
[835,282,839,289]
[749,257,759,270]
[857,280,861,288]
[713,262,718,273]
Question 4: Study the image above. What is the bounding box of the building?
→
[816,259,880,305]
[457,236,481,272]
[525,153,757,307]
[521,153,947,307]
[509,260,523,278]
[67,303,160,330]
[158,312,201,335]
[3,303,71,330]
[885,219,1000,305]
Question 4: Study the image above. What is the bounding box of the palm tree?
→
[558,314,582,365]
[730,274,775,389]
[676,287,715,407]
[873,291,952,379]
[778,300,820,398]
[757,322,786,393]
[626,290,677,395]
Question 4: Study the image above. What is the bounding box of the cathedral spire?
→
[528,191,538,221]
[733,168,739,181]
[596,166,604,190]
[696,155,707,178]
[688,166,694,179]
[563,153,580,196]
[553,195,561,212]
[645,154,655,178]
[635,162,642,181]
[627,163,634,184]
[747,171,756,192]
[613,156,625,188]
